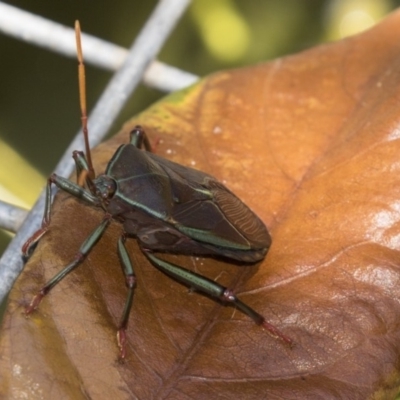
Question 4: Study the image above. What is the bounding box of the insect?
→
[22,21,292,359]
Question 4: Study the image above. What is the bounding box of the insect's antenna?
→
[75,20,95,180]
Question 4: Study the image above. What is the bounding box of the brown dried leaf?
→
[2,10,400,400]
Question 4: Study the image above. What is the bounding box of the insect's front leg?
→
[21,175,53,257]
[143,251,293,346]
[73,150,96,193]
[72,150,89,181]
[22,173,100,258]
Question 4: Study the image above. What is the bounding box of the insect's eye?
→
[93,175,117,199]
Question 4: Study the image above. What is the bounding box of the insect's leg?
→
[25,215,111,314]
[129,126,161,152]
[144,251,292,346]
[22,176,53,257]
[116,235,137,359]
[73,150,89,182]
[129,126,152,151]
[72,150,96,193]
[22,173,100,257]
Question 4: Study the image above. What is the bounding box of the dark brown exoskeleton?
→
[23,21,292,359]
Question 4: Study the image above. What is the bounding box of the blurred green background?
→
[0,0,400,282]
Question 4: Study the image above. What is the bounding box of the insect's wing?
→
[148,152,271,255]
[105,146,270,261]
[106,145,174,218]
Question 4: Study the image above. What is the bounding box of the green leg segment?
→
[116,236,137,359]
[144,251,292,346]
[21,176,53,257]
[72,150,96,193]
[22,172,100,257]
[129,126,152,151]
[25,215,111,314]
[72,150,90,181]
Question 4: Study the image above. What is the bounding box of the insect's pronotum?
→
[23,21,292,359]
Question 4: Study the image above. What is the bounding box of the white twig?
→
[0,1,198,92]
[0,201,28,233]
[0,0,192,303]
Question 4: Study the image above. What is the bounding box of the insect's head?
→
[93,175,117,201]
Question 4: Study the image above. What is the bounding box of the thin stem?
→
[0,200,28,233]
[0,2,198,92]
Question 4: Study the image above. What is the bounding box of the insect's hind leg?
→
[143,250,292,346]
